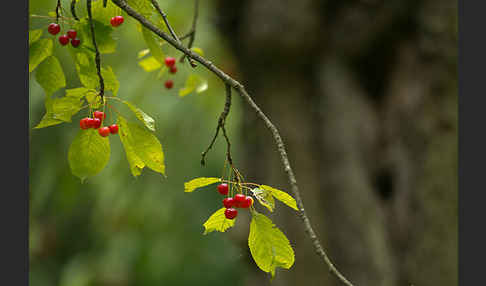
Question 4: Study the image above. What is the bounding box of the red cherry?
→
[217,183,229,195]
[224,208,238,219]
[110,17,118,27]
[92,118,102,129]
[233,194,246,208]
[59,35,69,46]
[223,197,234,208]
[164,57,176,68]
[71,38,81,47]
[98,127,110,137]
[79,117,90,130]
[67,29,77,39]
[86,118,95,128]
[241,196,254,208]
[115,16,124,26]
[93,111,106,120]
[169,66,177,74]
[108,124,119,134]
[48,23,60,35]
[164,80,174,89]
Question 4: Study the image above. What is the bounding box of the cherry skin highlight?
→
[224,208,238,219]
[71,38,81,47]
[93,111,106,120]
[98,127,110,137]
[164,57,176,67]
[109,124,119,134]
[223,197,234,208]
[67,29,77,39]
[59,35,69,46]
[92,118,102,129]
[241,196,254,208]
[79,118,90,130]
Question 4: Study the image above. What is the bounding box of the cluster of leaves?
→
[184,177,298,278]
[29,1,166,181]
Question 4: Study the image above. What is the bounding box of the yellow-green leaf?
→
[101,66,119,96]
[248,212,295,277]
[65,87,92,99]
[68,128,110,182]
[118,117,165,176]
[141,26,165,64]
[137,48,150,59]
[34,96,84,129]
[203,208,236,234]
[35,56,66,95]
[127,0,154,18]
[191,47,204,56]
[29,29,43,45]
[250,188,275,212]
[260,185,298,211]
[118,99,155,131]
[179,74,208,97]
[92,0,122,24]
[118,116,146,177]
[138,56,162,72]
[29,38,53,73]
[74,19,116,54]
[184,177,221,192]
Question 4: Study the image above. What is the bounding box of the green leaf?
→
[141,26,165,64]
[34,96,84,129]
[191,47,204,56]
[72,51,119,96]
[137,48,150,59]
[118,99,155,131]
[118,116,165,176]
[35,56,66,95]
[29,38,53,73]
[85,90,103,109]
[117,116,146,177]
[138,56,162,72]
[102,66,120,96]
[29,29,43,45]
[74,19,116,54]
[250,188,275,212]
[127,0,154,18]
[65,87,92,99]
[92,0,122,24]
[68,128,110,181]
[179,74,208,97]
[248,212,295,277]
[184,177,221,192]
[260,185,298,211]
[203,208,236,234]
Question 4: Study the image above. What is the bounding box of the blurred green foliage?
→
[29,0,252,285]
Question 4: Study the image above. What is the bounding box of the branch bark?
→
[110,1,355,285]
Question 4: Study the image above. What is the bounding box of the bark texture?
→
[215,0,457,285]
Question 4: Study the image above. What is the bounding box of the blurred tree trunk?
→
[215,0,457,285]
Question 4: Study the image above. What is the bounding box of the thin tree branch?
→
[55,0,61,23]
[110,1,354,285]
[150,0,197,67]
[180,0,199,63]
[71,0,79,21]
[201,84,232,166]
[87,0,105,100]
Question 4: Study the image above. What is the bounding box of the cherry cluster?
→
[110,16,124,27]
[164,56,177,89]
[217,183,254,219]
[48,23,80,47]
[79,111,118,137]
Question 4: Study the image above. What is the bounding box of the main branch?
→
[110,1,354,285]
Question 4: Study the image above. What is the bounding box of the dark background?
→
[28,0,457,285]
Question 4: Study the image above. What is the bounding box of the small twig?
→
[87,0,105,100]
[201,84,232,165]
[30,14,76,23]
[180,0,199,63]
[150,0,197,67]
[55,0,62,23]
[103,0,108,8]
[71,0,79,21]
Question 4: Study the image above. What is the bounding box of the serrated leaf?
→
[250,188,275,212]
[138,56,162,72]
[85,90,103,109]
[72,51,119,96]
[248,212,295,277]
[74,19,116,54]
[29,29,43,45]
[191,47,204,56]
[260,185,298,211]
[184,177,221,192]
[141,26,165,64]
[119,99,155,131]
[29,38,53,73]
[137,48,150,59]
[179,74,208,97]
[35,56,66,95]
[68,128,110,181]
[118,117,165,176]
[34,96,84,129]
[118,116,146,177]
[203,208,236,234]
